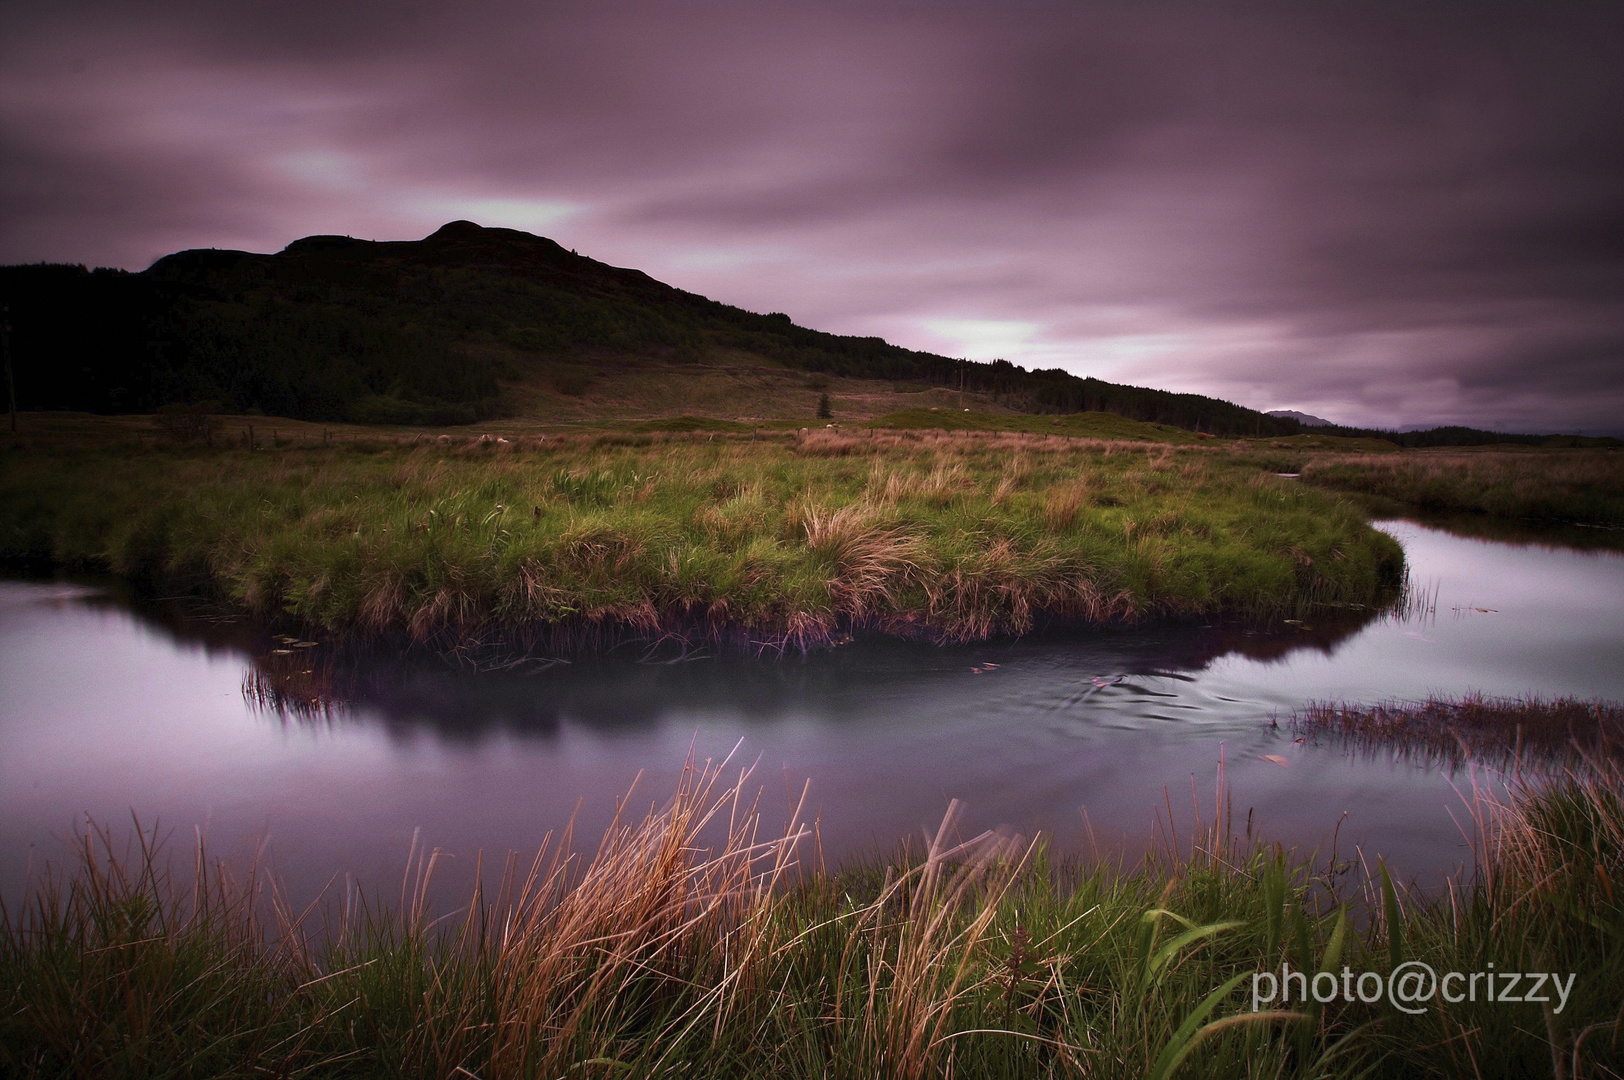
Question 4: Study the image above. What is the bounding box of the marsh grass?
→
[0,429,1403,651]
[1301,451,1624,527]
[3,751,1621,1078]
[1288,695,1624,768]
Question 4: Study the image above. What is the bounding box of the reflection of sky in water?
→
[1206,520,1624,705]
[2,520,1620,905]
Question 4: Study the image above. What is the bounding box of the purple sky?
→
[3,1,1622,433]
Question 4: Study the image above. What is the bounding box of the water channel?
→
[3,517,1621,906]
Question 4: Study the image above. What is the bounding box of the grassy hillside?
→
[7,221,1598,449]
[0,222,1309,436]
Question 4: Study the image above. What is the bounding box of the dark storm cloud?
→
[2,0,1621,432]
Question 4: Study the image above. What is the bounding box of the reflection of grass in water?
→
[0,430,1404,652]
[4,754,1620,1078]
[1386,568,1439,625]
[1289,694,1624,768]
[242,665,346,724]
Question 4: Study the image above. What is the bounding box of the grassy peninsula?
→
[0,426,1402,650]
[4,747,1621,1079]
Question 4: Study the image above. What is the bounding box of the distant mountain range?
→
[1267,409,1335,427]
[1,222,1608,446]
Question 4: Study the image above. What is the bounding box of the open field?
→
[499,351,1016,425]
[0,400,1393,449]
[4,748,1620,1079]
[0,424,1402,650]
[871,409,1402,453]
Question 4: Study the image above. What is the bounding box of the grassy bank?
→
[1301,450,1624,527]
[0,429,1401,650]
[4,754,1620,1079]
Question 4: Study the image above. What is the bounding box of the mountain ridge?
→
[0,222,1593,445]
[1267,409,1335,427]
[0,221,1316,434]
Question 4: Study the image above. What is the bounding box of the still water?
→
[3,519,1621,904]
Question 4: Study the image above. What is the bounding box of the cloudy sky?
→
[3,1,1621,433]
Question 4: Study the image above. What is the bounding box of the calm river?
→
[3,518,1621,905]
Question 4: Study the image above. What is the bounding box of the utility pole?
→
[2,304,15,435]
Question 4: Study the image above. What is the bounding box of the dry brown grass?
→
[847,803,1033,1080]
[465,761,804,1075]
[1040,481,1091,531]
[3,758,1040,1078]
[799,503,927,623]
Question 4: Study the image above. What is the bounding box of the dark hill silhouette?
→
[1267,409,1334,427]
[0,222,1596,444]
[0,221,1308,432]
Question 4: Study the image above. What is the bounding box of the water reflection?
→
[3,516,1621,906]
[228,607,1395,738]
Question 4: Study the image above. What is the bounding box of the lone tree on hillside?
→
[816,393,832,419]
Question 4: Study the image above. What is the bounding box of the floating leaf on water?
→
[269,649,292,656]
[1260,754,1290,767]
[291,641,319,648]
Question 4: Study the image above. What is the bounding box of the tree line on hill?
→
[1,222,1601,445]
[1301,423,1615,449]
[0,254,498,426]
